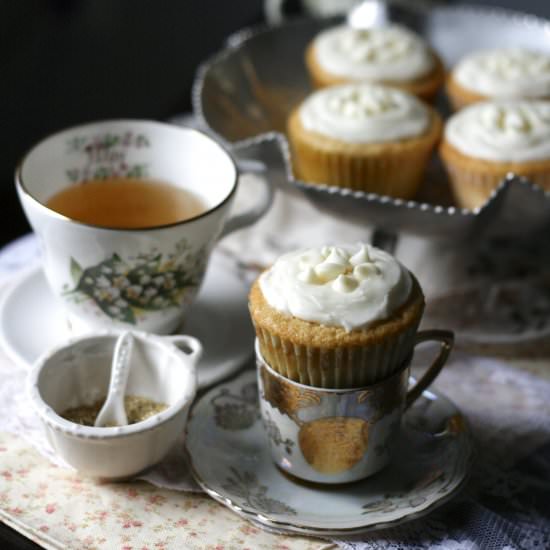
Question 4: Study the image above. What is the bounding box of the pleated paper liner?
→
[254,322,419,389]
[287,108,442,198]
[440,140,550,210]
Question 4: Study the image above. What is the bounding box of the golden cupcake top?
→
[445,100,550,162]
[299,83,431,143]
[258,243,412,332]
[453,48,550,99]
[311,24,434,82]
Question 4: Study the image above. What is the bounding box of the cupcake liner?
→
[443,163,504,210]
[446,91,473,112]
[442,149,550,209]
[254,321,419,389]
[289,127,438,198]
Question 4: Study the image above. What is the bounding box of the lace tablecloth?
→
[0,185,549,549]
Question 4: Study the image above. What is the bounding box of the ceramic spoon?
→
[94,332,134,427]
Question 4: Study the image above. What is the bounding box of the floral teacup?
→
[16,120,272,334]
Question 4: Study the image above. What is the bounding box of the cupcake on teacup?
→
[249,243,425,389]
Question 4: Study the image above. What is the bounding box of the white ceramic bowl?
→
[27,331,201,479]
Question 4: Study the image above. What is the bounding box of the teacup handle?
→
[405,329,454,409]
[218,159,274,239]
[157,335,203,364]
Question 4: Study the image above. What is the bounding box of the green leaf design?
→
[71,254,137,324]
[70,258,83,284]
[67,243,206,324]
[93,296,136,325]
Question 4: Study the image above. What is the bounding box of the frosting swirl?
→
[259,244,412,332]
[445,100,550,162]
[454,48,550,98]
[313,24,434,81]
[299,83,430,143]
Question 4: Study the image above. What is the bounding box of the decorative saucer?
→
[0,253,254,388]
[186,370,473,536]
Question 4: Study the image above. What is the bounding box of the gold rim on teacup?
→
[16,120,238,232]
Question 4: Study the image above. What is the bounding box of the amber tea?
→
[46,177,207,228]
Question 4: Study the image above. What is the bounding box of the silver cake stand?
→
[192,1,550,243]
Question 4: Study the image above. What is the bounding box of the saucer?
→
[0,253,254,388]
[186,370,473,536]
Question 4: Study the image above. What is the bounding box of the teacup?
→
[256,330,454,484]
[16,120,272,334]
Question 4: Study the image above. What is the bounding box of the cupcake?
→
[249,243,425,389]
[440,100,550,209]
[447,48,550,111]
[305,24,445,102]
[286,83,442,197]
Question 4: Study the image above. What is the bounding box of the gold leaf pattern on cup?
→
[260,365,320,419]
[298,417,369,474]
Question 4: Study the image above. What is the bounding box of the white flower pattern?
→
[65,239,207,324]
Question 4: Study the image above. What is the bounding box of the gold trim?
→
[15,120,239,233]
[406,329,454,409]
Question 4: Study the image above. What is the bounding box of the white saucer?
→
[186,370,474,536]
[0,253,254,388]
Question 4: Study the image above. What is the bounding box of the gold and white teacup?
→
[256,330,454,484]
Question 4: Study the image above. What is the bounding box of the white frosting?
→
[313,24,434,81]
[454,48,550,98]
[445,101,550,162]
[259,244,412,332]
[299,83,430,143]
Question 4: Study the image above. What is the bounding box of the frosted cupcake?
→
[305,24,445,102]
[447,48,550,110]
[287,83,442,197]
[440,100,550,209]
[249,243,425,389]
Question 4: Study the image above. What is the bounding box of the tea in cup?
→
[16,120,272,334]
